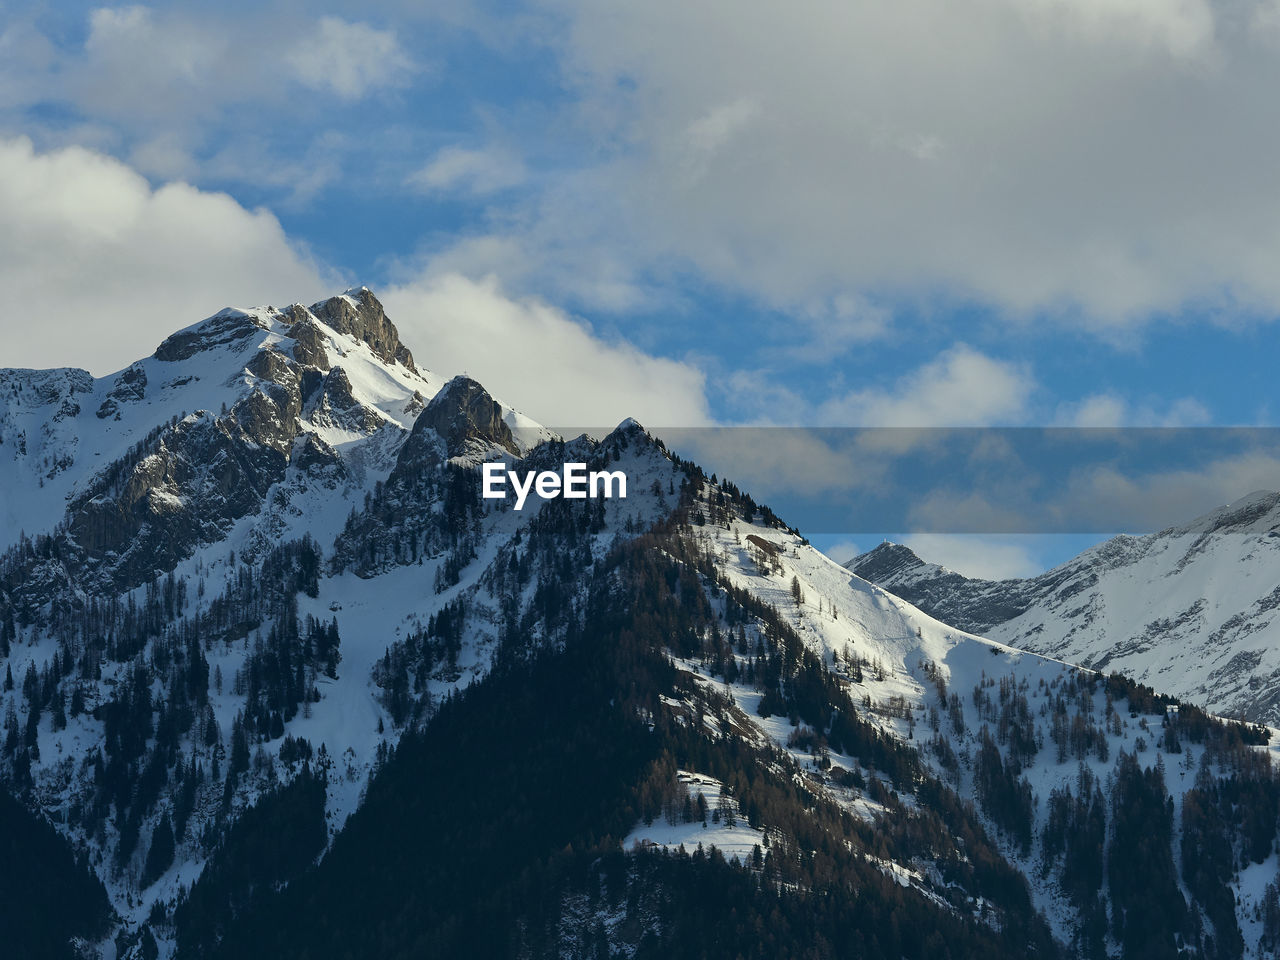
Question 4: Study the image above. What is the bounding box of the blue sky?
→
[3,0,1280,577]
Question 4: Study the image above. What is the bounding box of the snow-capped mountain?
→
[0,288,655,945]
[848,493,1280,727]
[5,291,1280,960]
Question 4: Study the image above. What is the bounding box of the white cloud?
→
[71,6,257,126]
[0,20,58,111]
[381,272,712,426]
[1016,0,1217,60]
[679,98,760,184]
[0,136,331,374]
[407,146,526,195]
[521,0,1280,329]
[406,226,655,315]
[898,440,1280,534]
[1057,451,1280,530]
[0,136,715,430]
[1056,392,1213,427]
[780,295,891,364]
[288,17,416,100]
[717,344,1038,429]
[0,8,424,198]
[820,539,862,566]
[901,534,1045,580]
[82,6,226,107]
[817,346,1035,426]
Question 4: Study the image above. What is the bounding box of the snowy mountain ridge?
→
[4,289,1280,959]
[0,287,644,948]
[848,491,1280,725]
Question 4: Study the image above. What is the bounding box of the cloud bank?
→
[520,0,1280,329]
[0,136,711,428]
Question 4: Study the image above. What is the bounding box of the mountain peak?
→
[425,375,519,457]
[308,287,417,374]
[1162,489,1280,539]
[390,375,520,476]
[603,416,651,444]
[154,307,270,363]
[846,540,927,582]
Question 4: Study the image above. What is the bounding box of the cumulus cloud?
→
[0,136,332,374]
[780,295,892,364]
[1016,0,1217,60]
[381,273,712,427]
[717,346,1035,427]
[77,6,228,120]
[896,436,1280,533]
[0,7,423,195]
[817,346,1035,426]
[0,137,714,431]
[522,0,1280,329]
[1057,450,1280,530]
[287,17,417,100]
[406,146,526,195]
[1055,393,1212,427]
[820,539,862,566]
[900,534,1045,581]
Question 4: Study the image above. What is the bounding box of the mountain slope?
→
[0,288,679,955]
[180,485,1280,960]
[4,291,1280,959]
[189,521,1061,960]
[0,787,112,959]
[848,492,1280,725]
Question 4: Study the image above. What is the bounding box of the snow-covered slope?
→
[657,502,1280,957]
[0,288,665,953]
[849,492,1280,724]
[6,289,1280,960]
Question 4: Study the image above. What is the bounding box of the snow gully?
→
[482,462,627,510]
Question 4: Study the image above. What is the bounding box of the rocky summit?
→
[4,291,1280,960]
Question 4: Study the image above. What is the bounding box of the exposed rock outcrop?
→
[307,367,385,434]
[309,288,416,373]
[413,375,518,461]
[155,309,267,362]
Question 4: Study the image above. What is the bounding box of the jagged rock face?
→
[293,432,345,478]
[1,289,446,606]
[847,543,1047,635]
[245,348,298,391]
[409,375,519,463]
[332,377,530,577]
[309,288,417,373]
[65,420,275,576]
[1,367,92,451]
[280,303,308,323]
[59,384,303,592]
[287,318,331,371]
[1,290,439,604]
[154,310,268,362]
[230,382,304,454]
[7,364,309,601]
[306,367,385,434]
[845,542,928,589]
[96,363,148,420]
[0,367,94,404]
[1,367,94,443]
[0,370,94,499]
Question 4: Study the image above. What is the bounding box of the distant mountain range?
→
[3,289,1279,960]
[849,493,1280,725]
